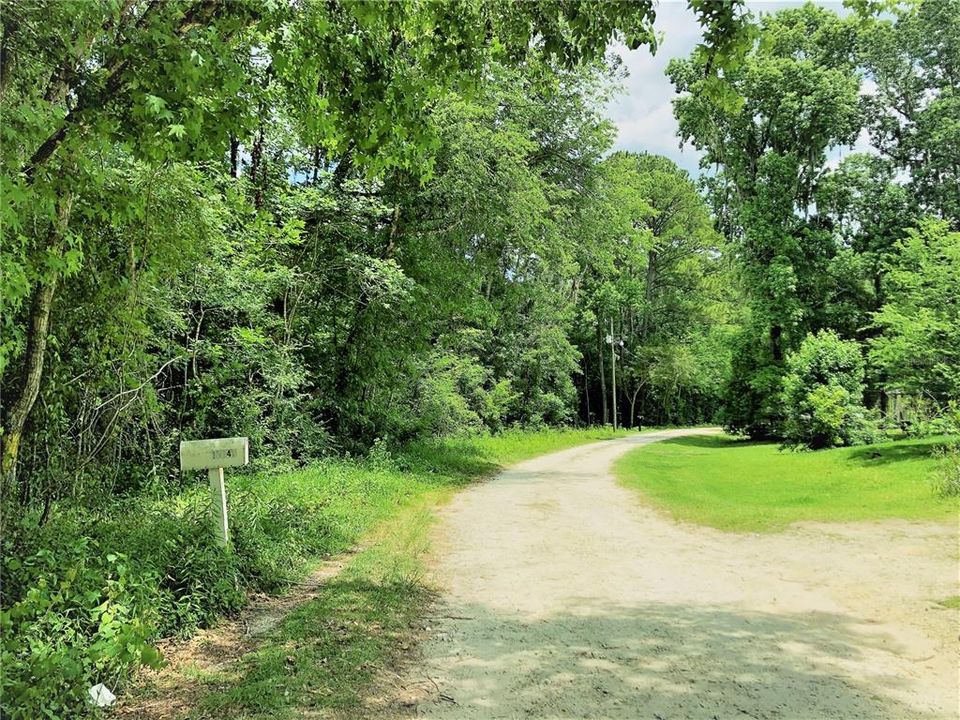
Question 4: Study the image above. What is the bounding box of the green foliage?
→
[1,536,161,719]
[869,219,960,406]
[4,0,954,712]
[858,0,960,221]
[933,440,960,498]
[0,0,750,497]
[903,399,960,439]
[722,324,785,439]
[0,487,343,717]
[670,1,957,439]
[782,330,878,449]
[930,405,960,498]
[574,151,736,428]
[669,4,866,438]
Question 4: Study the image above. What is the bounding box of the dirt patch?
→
[371,429,959,719]
[116,544,366,719]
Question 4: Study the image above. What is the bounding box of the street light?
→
[605,320,623,430]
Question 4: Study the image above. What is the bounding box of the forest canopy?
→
[1,0,956,505]
[0,0,752,500]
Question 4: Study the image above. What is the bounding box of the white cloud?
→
[605,2,702,174]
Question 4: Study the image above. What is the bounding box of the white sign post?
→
[179,437,249,546]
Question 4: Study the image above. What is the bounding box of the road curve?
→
[386,428,957,720]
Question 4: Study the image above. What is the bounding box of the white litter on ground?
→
[88,683,116,707]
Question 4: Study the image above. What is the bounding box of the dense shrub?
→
[931,405,960,498]
[722,326,786,439]
[781,330,879,449]
[0,481,355,718]
[1,532,162,719]
[933,440,960,498]
[902,398,960,438]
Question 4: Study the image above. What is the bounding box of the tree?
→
[857,0,960,223]
[669,3,864,436]
[0,0,751,487]
[574,152,733,427]
[782,329,875,449]
[1,0,263,486]
[869,219,960,407]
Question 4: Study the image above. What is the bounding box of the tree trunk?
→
[629,383,643,429]
[230,135,239,178]
[770,324,783,362]
[250,117,265,208]
[583,356,591,424]
[641,248,657,338]
[1,194,73,492]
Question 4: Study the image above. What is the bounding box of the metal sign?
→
[179,437,249,546]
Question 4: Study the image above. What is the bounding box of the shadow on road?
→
[399,599,945,719]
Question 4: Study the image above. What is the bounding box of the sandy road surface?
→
[382,428,958,720]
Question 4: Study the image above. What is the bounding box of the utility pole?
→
[609,317,617,431]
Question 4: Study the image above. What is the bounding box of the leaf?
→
[145,94,166,116]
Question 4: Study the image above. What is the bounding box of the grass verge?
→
[614,434,959,532]
[185,491,443,719]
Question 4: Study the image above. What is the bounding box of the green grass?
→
[614,434,960,532]
[139,427,628,718]
[935,595,960,610]
[404,426,630,473]
[191,496,440,719]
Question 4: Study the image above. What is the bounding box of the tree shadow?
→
[659,435,942,471]
[847,440,940,467]
[187,571,954,720]
[401,599,950,719]
[189,577,429,718]
[654,435,765,451]
[401,442,501,485]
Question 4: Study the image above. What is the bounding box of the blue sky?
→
[604,0,867,176]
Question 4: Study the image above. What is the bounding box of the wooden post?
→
[208,466,229,546]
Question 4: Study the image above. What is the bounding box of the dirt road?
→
[385,429,958,719]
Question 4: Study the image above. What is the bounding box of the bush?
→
[0,483,349,718]
[933,440,960,497]
[903,398,960,438]
[931,404,960,497]
[781,330,878,449]
[1,535,162,719]
[722,326,786,439]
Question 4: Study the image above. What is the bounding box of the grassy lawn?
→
[136,427,628,719]
[614,434,959,532]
